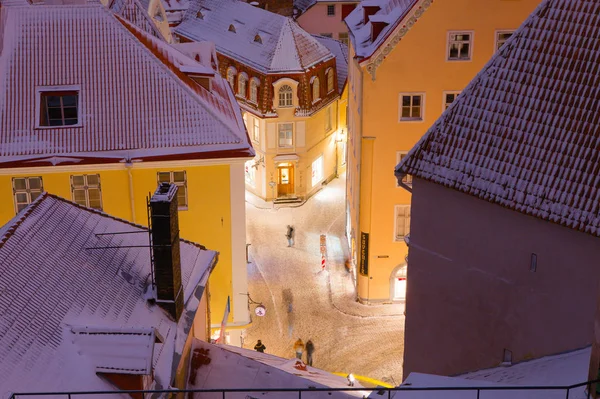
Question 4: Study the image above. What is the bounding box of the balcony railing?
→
[7,379,600,399]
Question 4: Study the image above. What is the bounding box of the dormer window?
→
[326,68,334,93]
[254,34,262,44]
[196,10,204,19]
[39,90,79,127]
[228,24,236,33]
[371,21,388,42]
[278,85,293,107]
[311,77,320,103]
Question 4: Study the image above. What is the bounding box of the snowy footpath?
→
[243,174,405,386]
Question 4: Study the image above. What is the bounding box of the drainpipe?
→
[126,161,136,223]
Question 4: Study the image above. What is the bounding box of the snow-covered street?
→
[243,174,405,386]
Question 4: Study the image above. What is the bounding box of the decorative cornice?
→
[364,0,434,80]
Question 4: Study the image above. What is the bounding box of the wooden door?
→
[277,165,295,197]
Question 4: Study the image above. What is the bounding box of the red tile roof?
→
[0,1,253,167]
[396,0,600,237]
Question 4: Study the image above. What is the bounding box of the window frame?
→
[326,68,334,94]
[244,160,256,187]
[394,205,411,242]
[277,122,294,148]
[156,171,188,210]
[311,77,320,104]
[447,31,473,61]
[396,152,412,187]
[237,73,248,98]
[311,155,324,187]
[325,106,332,132]
[226,67,236,90]
[442,91,461,111]
[339,32,349,45]
[250,78,260,104]
[36,85,81,128]
[495,30,515,52]
[326,4,335,16]
[278,85,294,108]
[70,174,103,210]
[253,118,260,143]
[12,176,43,214]
[398,93,425,122]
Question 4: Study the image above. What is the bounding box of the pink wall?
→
[297,2,356,40]
[403,178,600,379]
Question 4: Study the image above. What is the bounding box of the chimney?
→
[150,183,184,320]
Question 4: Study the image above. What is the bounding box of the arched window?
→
[228,24,236,33]
[226,67,236,90]
[254,34,262,44]
[312,77,320,103]
[327,68,334,93]
[238,73,247,97]
[278,85,293,107]
[250,78,259,103]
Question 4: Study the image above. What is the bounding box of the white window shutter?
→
[267,123,276,149]
[296,121,306,148]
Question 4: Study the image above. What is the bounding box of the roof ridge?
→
[0,192,49,251]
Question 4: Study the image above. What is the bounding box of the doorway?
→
[277,163,295,197]
[390,265,407,302]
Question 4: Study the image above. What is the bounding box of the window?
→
[71,174,102,210]
[157,171,188,209]
[399,94,423,121]
[496,31,514,51]
[325,106,332,132]
[278,123,293,147]
[253,118,260,143]
[339,32,349,45]
[312,77,320,103]
[327,69,334,93]
[254,34,262,44]
[448,32,472,61]
[250,78,259,103]
[443,91,460,110]
[396,152,412,186]
[12,177,43,213]
[226,67,236,90]
[196,10,204,19]
[278,85,293,107]
[244,160,256,187]
[39,91,78,127]
[312,156,324,186]
[327,4,335,16]
[320,33,333,38]
[237,74,247,98]
[394,205,411,241]
[228,24,236,33]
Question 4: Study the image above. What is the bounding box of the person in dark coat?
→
[254,340,266,353]
[286,225,295,247]
[305,339,315,366]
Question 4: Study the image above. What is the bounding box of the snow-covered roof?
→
[0,194,217,394]
[0,1,253,168]
[162,0,189,25]
[175,0,334,74]
[396,0,600,238]
[188,340,368,397]
[314,35,349,95]
[294,0,360,14]
[345,0,418,59]
[110,0,167,41]
[388,348,591,399]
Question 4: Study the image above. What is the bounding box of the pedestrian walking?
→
[285,225,295,247]
[293,338,304,360]
[305,339,315,366]
[254,340,266,353]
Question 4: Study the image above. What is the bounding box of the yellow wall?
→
[0,160,244,330]
[347,0,542,303]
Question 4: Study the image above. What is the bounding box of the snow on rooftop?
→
[0,194,217,394]
[0,1,253,167]
[175,0,333,74]
[313,35,349,95]
[396,0,600,238]
[345,0,417,59]
[188,340,368,398]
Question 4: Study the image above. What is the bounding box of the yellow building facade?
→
[345,0,542,303]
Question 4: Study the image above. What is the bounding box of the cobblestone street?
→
[243,174,405,385]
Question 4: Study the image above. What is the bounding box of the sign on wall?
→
[360,232,369,276]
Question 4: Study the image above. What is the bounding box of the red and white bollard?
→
[321,254,326,271]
